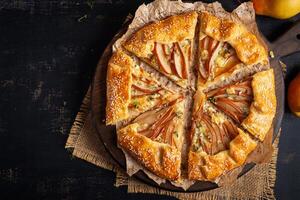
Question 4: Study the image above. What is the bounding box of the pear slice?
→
[154,42,172,74]
[132,84,160,94]
[172,43,187,79]
[177,43,188,79]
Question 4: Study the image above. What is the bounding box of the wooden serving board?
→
[90,20,300,192]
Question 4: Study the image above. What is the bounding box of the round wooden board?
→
[91,24,284,192]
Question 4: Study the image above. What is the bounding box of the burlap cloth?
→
[65,84,280,199]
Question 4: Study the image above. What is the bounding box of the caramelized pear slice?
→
[154,42,172,74]
[177,43,188,79]
[132,84,160,94]
[171,43,187,79]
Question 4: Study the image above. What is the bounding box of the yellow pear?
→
[253,0,300,19]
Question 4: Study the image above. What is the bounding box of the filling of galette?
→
[128,65,176,112]
[153,39,192,79]
[198,34,241,81]
[191,103,239,155]
[206,78,253,123]
[133,97,184,148]
[190,76,253,155]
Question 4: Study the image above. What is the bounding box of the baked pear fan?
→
[206,77,253,124]
[123,12,198,88]
[106,51,182,125]
[117,97,185,180]
[197,12,268,86]
[188,97,257,181]
[205,69,276,141]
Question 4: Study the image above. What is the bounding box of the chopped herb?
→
[242,107,249,116]
[87,0,95,9]
[224,49,231,57]
[173,131,178,137]
[77,14,88,22]
[206,135,212,142]
[200,126,206,133]
[208,97,215,103]
[175,111,183,118]
[70,154,76,160]
[192,145,199,152]
[147,96,155,101]
[150,85,157,89]
[228,95,234,100]
[132,100,139,108]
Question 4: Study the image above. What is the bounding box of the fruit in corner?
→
[252,0,300,19]
[288,73,300,117]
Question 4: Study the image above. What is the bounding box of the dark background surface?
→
[0,0,300,199]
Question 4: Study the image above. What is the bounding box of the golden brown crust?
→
[106,51,132,125]
[117,123,181,180]
[200,12,268,65]
[242,69,276,141]
[188,128,257,181]
[229,129,258,164]
[124,12,198,59]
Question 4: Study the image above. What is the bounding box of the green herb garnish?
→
[208,97,215,103]
[132,100,139,108]
[192,145,199,152]
[173,131,178,137]
[78,14,88,22]
[147,96,155,101]
[87,0,95,9]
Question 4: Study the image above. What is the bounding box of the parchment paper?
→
[113,0,273,190]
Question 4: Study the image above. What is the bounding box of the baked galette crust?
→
[200,12,268,65]
[106,51,132,125]
[124,12,197,58]
[242,69,276,141]
[117,123,181,180]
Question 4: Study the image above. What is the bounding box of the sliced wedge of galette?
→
[197,12,269,86]
[123,12,198,88]
[117,96,185,180]
[205,69,276,141]
[188,93,257,181]
[106,51,181,125]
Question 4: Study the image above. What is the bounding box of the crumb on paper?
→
[279,60,287,76]
[78,14,88,22]
[270,50,275,58]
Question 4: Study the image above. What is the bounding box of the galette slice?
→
[123,12,198,88]
[205,69,276,141]
[106,51,181,125]
[117,96,185,180]
[188,93,257,181]
[197,12,268,86]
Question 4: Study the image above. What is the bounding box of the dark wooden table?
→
[0,0,299,199]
